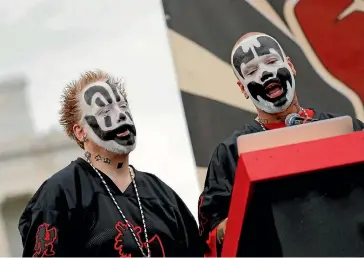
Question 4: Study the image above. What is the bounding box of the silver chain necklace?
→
[257,108,309,131]
[84,153,151,257]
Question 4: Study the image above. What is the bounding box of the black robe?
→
[198,109,364,256]
[19,158,204,257]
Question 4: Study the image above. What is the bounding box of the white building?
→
[0,75,83,256]
[0,131,82,256]
[0,75,33,141]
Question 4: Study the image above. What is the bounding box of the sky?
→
[0,0,201,217]
[0,0,174,131]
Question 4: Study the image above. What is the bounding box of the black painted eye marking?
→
[233,47,254,79]
[104,116,112,127]
[254,36,284,61]
[233,36,284,79]
[84,86,112,106]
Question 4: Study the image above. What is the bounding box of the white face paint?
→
[231,34,296,114]
[79,80,136,154]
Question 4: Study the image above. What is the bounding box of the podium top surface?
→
[237,116,353,154]
[240,130,364,182]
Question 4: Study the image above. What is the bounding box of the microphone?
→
[285,113,318,127]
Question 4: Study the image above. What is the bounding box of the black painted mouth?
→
[114,124,136,137]
[114,133,135,146]
[84,116,137,145]
[247,78,287,103]
[114,125,133,140]
[247,67,293,106]
[263,78,285,100]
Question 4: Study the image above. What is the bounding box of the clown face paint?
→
[80,80,136,155]
[231,34,295,114]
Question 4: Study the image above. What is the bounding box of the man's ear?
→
[287,56,296,76]
[73,123,87,142]
[237,81,249,99]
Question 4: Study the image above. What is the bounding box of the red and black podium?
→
[222,130,364,256]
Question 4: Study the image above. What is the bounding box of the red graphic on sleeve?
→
[198,196,208,236]
[32,223,57,257]
[114,221,165,257]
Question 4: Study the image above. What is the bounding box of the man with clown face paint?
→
[80,79,137,155]
[197,32,364,257]
[19,70,204,257]
[232,32,296,116]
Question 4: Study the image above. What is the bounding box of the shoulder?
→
[315,109,364,131]
[137,170,175,196]
[315,109,346,119]
[315,109,353,120]
[213,124,257,159]
[136,170,181,207]
[26,158,87,211]
[18,161,81,231]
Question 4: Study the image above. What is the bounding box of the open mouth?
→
[265,82,284,99]
[111,124,136,141]
[117,130,130,138]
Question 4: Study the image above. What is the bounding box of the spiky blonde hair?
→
[59,69,127,148]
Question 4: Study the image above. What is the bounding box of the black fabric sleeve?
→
[198,142,237,243]
[318,111,364,131]
[172,193,206,257]
[353,118,364,131]
[18,181,73,257]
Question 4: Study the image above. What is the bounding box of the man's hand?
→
[216,218,228,244]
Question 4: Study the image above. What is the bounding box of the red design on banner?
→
[32,223,57,257]
[294,0,364,102]
[114,221,165,257]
